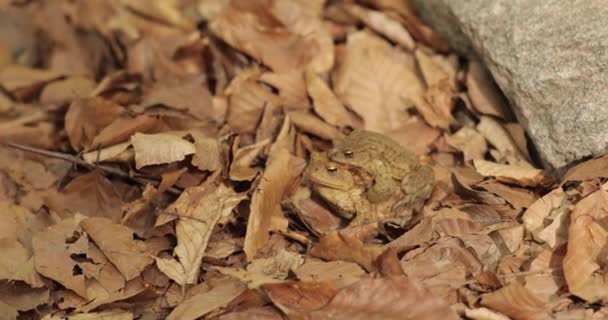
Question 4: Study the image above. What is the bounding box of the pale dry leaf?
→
[64,97,125,151]
[263,281,337,316]
[346,4,415,50]
[157,184,246,285]
[413,80,455,129]
[464,307,512,320]
[191,134,224,172]
[563,182,608,303]
[141,79,217,122]
[209,7,316,73]
[229,138,270,182]
[562,155,608,183]
[305,68,354,128]
[333,31,425,133]
[271,0,334,72]
[82,142,132,164]
[79,279,145,313]
[39,76,95,105]
[259,70,309,110]
[477,116,530,166]
[0,64,62,98]
[480,282,551,320]
[479,180,539,209]
[311,276,460,320]
[131,132,195,169]
[244,147,304,260]
[32,217,87,298]
[294,260,366,289]
[522,188,568,235]
[0,282,49,312]
[287,110,342,141]
[88,114,165,150]
[212,266,285,289]
[473,159,548,187]
[166,278,246,320]
[80,217,153,281]
[415,49,449,87]
[466,60,511,120]
[445,126,488,162]
[309,232,385,272]
[247,249,304,280]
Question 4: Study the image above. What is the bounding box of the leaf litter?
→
[0,0,607,319]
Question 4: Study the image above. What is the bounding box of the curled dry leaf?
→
[477,116,530,165]
[521,188,569,247]
[64,97,125,151]
[287,110,342,141]
[131,132,195,169]
[80,217,153,281]
[311,276,460,320]
[294,260,366,289]
[209,6,316,73]
[333,31,424,133]
[305,68,354,128]
[156,184,246,285]
[0,64,62,100]
[445,126,488,162]
[479,180,539,209]
[262,281,337,316]
[82,141,132,164]
[480,282,551,320]
[166,277,246,320]
[563,182,608,303]
[562,154,608,183]
[415,49,449,88]
[413,79,455,129]
[473,159,549,187]
[346,4,415,50]
[259,70,309,110]
[309,232,385,272]
[244,147,305,260]
[466,60,512,120]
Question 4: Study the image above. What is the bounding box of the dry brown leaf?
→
[521,188,569,247]
[191,134,225,172]
[82,142,132,164]
[479,180,539,209]
[229,138,270,182]
[270,0,334,73]
[415,49,449,87]
[295,260,366,289]
[142,79,219,122]
[244,147,304,260]
[385,116,441,156]
[413,80,455,129]
[247,249,304,280]
[333,31,424,133]
[562,155,608,183]
[131,132,195,169]
[305,68,354,128]
[259,70,309,110]
[89,114,166,150]
[209,7,316,73]
[0,64,62,100]
[309,232,385,272]
[445,126,488,162]
[480,282,551,320]
[263,281,337,316]
[287,110,342,141]
[44,171,124,222]
[66,309,134,320]
[466,60,511,120]
[346,4,415,50]
[166,277,246,320]
[39,76,95,105]
[477,116,530,165]
[156,184,246,285]
[474,159,548,187]
[64,97,125,151]
[563,182,608,303]
[32,216,87,298]
[80,217,153,281]
[311,276,460,320]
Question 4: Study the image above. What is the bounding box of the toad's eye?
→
[326,166,337,173]
[343,150,353,158]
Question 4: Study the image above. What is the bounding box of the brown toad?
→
[328,129,434,208]
[306,151,420,226]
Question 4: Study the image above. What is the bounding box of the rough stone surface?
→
[412,0,608,170]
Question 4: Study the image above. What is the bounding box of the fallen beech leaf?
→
[259,70,309,110]
[477,116,530,165]
[82,141,132,164]
[39,76,95,105]
[0,282,49,312]
[88,114,166,150]
[209,7,316,72]
[166,278,246,320]
[312,276,460,320]
[244,147,304,260]
[142,79,218,122]
[466,60,511,120]
[333,31,424,133]
[0,64,62,100]
[131,132,195,169]
[287,110,342,141]
[413,79,455,129]
[309,232,385,272]
[212,266,285,289]
[294,260,366,289]
[480,282,551,320]
[80,217,153,281]
[229,138,270,182]
[445,126,488,162]
[415,49,449,87]
[346,4,415,50]
[521,188,569,247]
[563,182,608,303]
[64,97,125,151]
[473,159,548,187]
[305,68,354,128]
[32,217,87,298]
[191,134,225,172]
[562,155,608,183]
[385,116,441,156]
[247,249,304,280]
[156,184,246,285]
[78,279,145,313]
[263,281,337,316]
[44,170,123,222]
[479,180,539,209]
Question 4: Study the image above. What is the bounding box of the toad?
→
[328,129,434,208]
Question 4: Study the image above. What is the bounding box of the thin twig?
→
[4,142,182,195]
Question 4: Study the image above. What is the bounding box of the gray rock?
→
[412,0,608,170]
